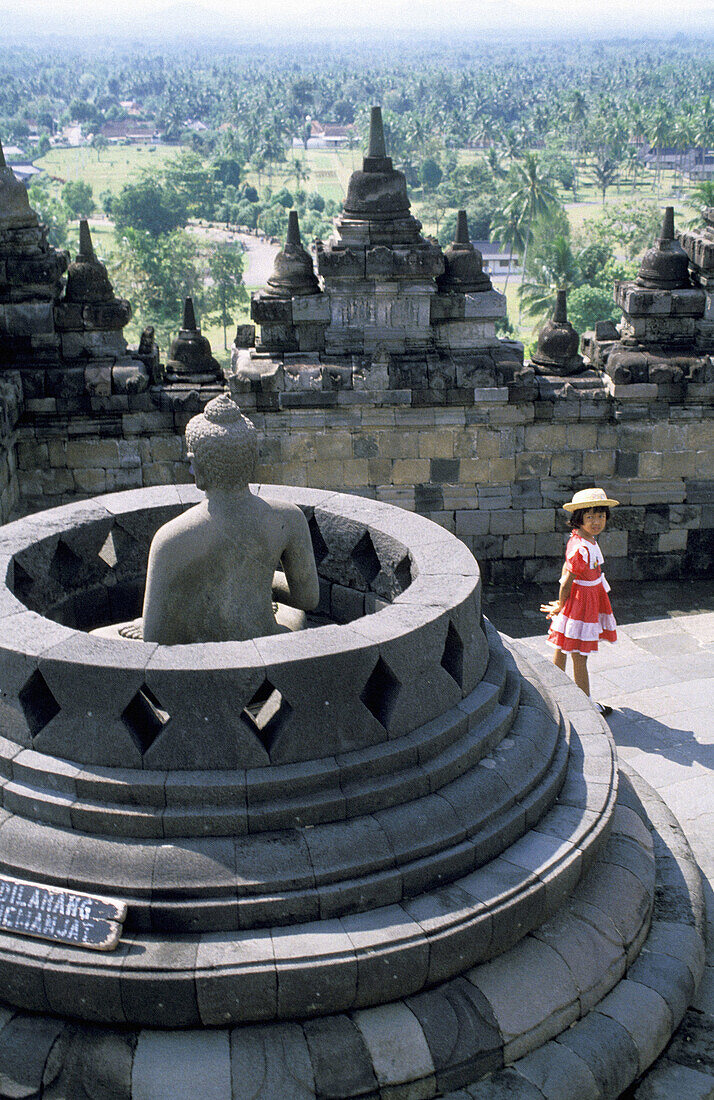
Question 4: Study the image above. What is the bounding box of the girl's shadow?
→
[607,706,713,772]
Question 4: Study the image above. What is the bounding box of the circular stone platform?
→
[0,487,705,1097]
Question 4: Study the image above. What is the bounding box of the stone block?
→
[251,295,293,324]
[670,287,706,316]
[523,509,555,533]
[342,905,430,1008]
[556,1010,640,1100]
[464,291,507,319]
[515,1041,601,1100]
[196,929,276,1024]
[303,1014,379,1099]
[230,1022,315,1099]
[132,1031,231,1100]
[42,1025,135,1100]
[0,1014,67,1097]
[353,1002,436,1092]
[1,301,54,335]
[84,364,112,396]
[469,936,579,1061]
[502,533,535,558]
[272,918,357,1017]
[82,299,132,331]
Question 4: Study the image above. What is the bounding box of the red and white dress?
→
[547,531,617,655]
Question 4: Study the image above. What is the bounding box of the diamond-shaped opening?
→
[394,554,412,593]
[351,530,381,586]
[121,685,170,755]
[241,679,292,757]
[98,530,118,569]
[360,657,401,731]
[18,670,61,738]
[308,515,329,567]
[48,539,83,590]
[441,621,464,688]
[10,559,34,605]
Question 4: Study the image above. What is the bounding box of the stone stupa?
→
[165,296,223,384]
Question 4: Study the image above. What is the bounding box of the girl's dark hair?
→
[571,506,610,528]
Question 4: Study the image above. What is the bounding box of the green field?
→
[35,144,186,196]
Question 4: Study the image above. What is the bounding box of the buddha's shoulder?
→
[150,505,212,554]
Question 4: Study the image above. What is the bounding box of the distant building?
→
[473,240,521,276]
[100,119,160,143]
[300,121,354,149]
[10,165,41,184]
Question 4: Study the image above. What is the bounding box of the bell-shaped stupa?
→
[165,297,223,384]
[532,289,585,376]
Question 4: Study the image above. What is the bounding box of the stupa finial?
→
[367,106,387,159]
[182,297,198,331]
[286,209,301,248]
[0,138,6,170]
[661,206,675,241]
[455,210,469,245]
[77,219,96,262]
[553,288,568,324]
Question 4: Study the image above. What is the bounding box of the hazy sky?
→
[2,0,711,38]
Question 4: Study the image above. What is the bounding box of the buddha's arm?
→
[274,509,319,611]
[140,531,179,643]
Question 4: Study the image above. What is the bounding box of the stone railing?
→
[0,485,488,769]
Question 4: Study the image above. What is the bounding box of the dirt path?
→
[187,223,279,288]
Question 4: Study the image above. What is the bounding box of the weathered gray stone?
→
[353,1002,436,1093]
[303,1014,379,1099]
[468,936,579,1061]
[230,1022,315,1099]
[132,1030,231,1100]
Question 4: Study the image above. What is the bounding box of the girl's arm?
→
[540,565,573,618]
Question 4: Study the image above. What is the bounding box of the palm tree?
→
[686,181,714,227]
[647,108,671,192]
[502,153,560,320]
[490,205,526,293]
[292,155,310,192]
[519,235,581,325]
[591,155,620,204]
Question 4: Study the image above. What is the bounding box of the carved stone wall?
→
[11,375,713,584]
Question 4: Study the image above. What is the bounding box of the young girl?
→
[541,487,619,716]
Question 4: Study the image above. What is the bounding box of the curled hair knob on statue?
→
[185,393,258,491]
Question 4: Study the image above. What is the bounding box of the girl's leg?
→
[552,647,567,672]
[571,653,590,697]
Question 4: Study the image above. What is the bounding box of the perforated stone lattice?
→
[48,540,83,590]
[241,679,292,756]
[18,670,61,738]
[351,530,382,586]
[308,515,329,566]
[121,685,170,755]
[441,621,464,688]
[360,656,401,731]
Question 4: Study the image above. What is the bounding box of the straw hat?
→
[563,487,619,513]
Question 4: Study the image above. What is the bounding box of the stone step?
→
[0,701,616,1025]
[0,693,567,935]
[0,765,700,1100]
[0,629,515,839]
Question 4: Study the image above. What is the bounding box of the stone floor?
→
[485,579,714,1098]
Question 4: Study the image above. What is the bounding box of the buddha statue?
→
[94,394,319,644]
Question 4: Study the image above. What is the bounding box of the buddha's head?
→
[185,393,258,492]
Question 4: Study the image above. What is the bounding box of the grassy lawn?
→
[35,144,186,196]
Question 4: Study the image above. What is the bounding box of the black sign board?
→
[0,875,127,951]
